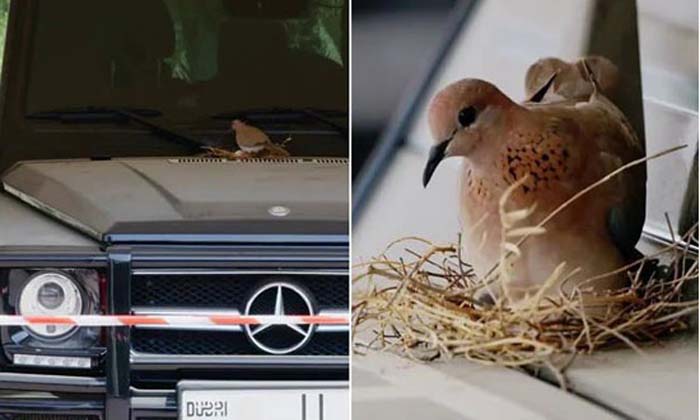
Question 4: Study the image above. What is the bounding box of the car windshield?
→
[27,0,346,118]
[15,0,347,160]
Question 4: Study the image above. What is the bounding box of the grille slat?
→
[131,273,347,310]
[132,330,347,356]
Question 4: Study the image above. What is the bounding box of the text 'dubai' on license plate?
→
[179,385,349,420]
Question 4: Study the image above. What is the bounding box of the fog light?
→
[13,353,92,369]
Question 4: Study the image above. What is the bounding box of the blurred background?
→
[352,1,698,419]
[353,0,698,247]
[352,0,456,178]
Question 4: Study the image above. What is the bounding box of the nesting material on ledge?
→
[353,228,697,387]
[353,160,698,388]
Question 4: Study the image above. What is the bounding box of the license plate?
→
[178,381,349,420]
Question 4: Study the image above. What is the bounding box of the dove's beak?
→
[423,136,452,187]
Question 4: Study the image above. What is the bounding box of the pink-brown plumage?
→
[424,73,644,300]
[231,119,290,157]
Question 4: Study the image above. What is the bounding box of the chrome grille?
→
[129,270,348,358]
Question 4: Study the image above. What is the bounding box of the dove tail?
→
[527,71,557,103]
[581,59,601,94]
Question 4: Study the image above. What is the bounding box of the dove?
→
[524,56,618,103]
[231,119,290,157]
[422,66,645,302]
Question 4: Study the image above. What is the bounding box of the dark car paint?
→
[0,2,350,418]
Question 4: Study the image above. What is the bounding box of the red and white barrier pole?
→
[0,314,350,327]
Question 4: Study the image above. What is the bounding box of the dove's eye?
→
[458,106,477,127]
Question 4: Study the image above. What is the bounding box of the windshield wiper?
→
[26,106,162,122]
[26,106,205,151]
[211,107,347,136]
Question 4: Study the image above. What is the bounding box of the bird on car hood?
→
[422,64,645,302]
[231,119,290,157]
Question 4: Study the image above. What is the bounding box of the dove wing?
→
[534,97,646,259]
[606,136,646,259]
[587,95,647,259]
[245,125,272,146]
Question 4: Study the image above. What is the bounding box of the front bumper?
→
[0,241,349,419]
[0,367,349,418]
[0,380,174,418]
[0,372,108,418]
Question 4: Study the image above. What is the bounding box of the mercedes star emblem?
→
[244,282,315,355]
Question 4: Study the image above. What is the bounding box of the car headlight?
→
[18,271,83,339]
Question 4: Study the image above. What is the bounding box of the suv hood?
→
[1,157,348,244]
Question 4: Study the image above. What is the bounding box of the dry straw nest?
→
[352,147,698,387]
